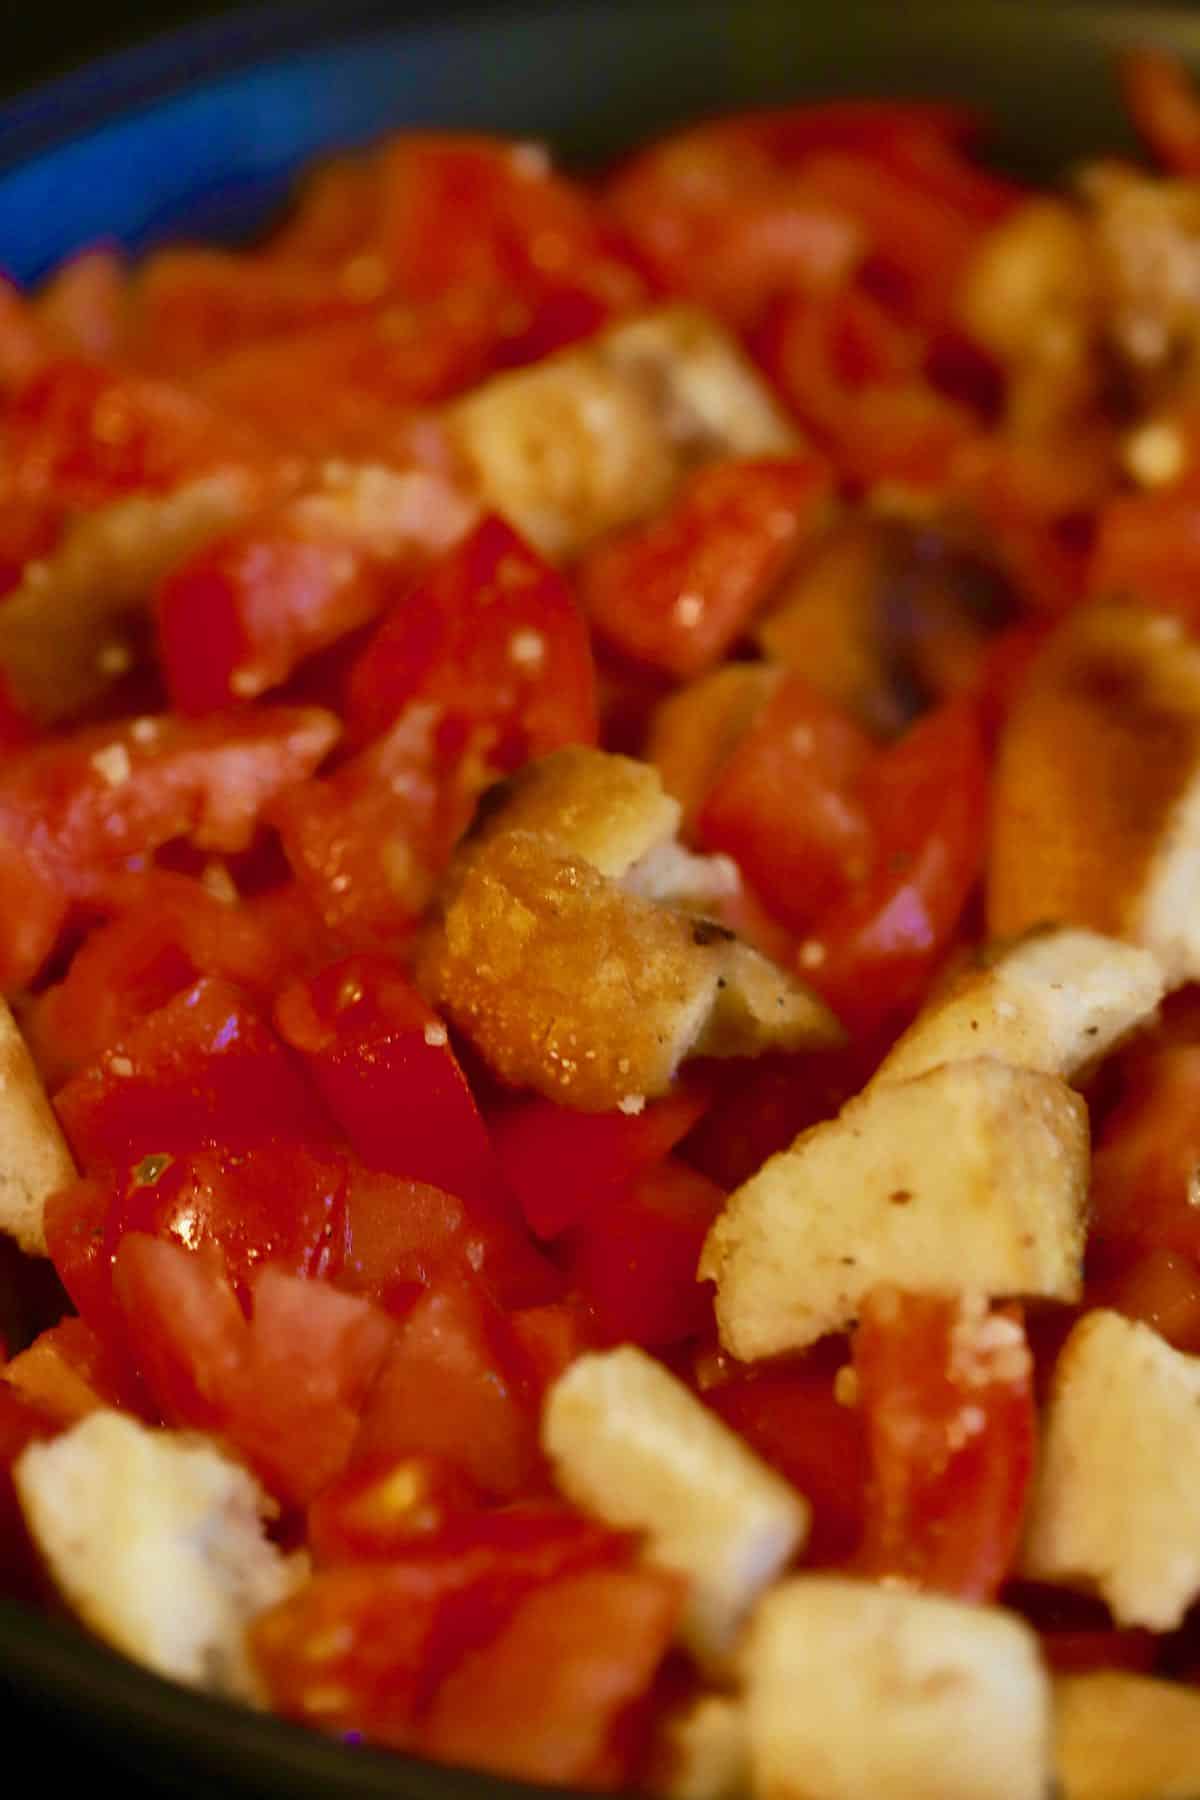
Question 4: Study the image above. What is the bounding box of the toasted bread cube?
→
[445,306,796,560]
[421,749,839,1110]
[651,1695,749,1800]
[700,1058,1087,1360]
[988,604,1200,983]
[1054,1672,1200,1800]
[0,470,260,725]
[1021,1310,1200,1629]
[15,1410,302,1701]
[542,1346,808,1665]
[872,928,1164,1089]
[0,998,78,1257]
[742,1577,1051,1800]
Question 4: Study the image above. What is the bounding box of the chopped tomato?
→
[1121,48,1200,178]
[0,494,62,598]
[345,515,597,760]
[696,673,876,938]
[705,1351,866,1564]
[852,1288,1036,1601]
[0,1383,58,1602]
[308,1453,483,1564]
[1,1316,134,1424]
[250,1503,631,1746]
[679,1041,876,1190]
[353,1267,541,1498]
[1087,1247,1200,1356]
[509,1298,599,1396]
[1090,489,1200,626]
[114,1234,395,1506]
[1007,1582,1156,1677]
[564,1157,725,1350]
[55,977,324,1173]
[802,698,988,1038]
[577,456,833,680]
[1089,1047,1200,1262]
[489,1076,711,1240]
[418,1566,682,1787]
[34,247,127,362]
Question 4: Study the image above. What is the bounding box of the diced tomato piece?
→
[353,1267,540,1498]
[114,1235,395,1506]
[802,698,988,1037]
[0,494,62,599]
[1121,48,1200,178]
[565,1157,724,1350]
[509,1298,599,1396]
[1089,1047,1200,1262]
[1,357,256,510]
[697,673,876,937]
[1087,1247,1200,1356]
[705,1351,866,1565]
[26,874,302,1086]
[1,1316,132,1425]
[308,1453,483,1564]
[578,457,833,680]
[0,278,53,394]
[271,155,383,263]
[757,287,978,492]
[489,1076,711,1240]
[55,977,323,1173]
[345,515,597,758]
[250,1502,631,1746]
[1007,1582,1156,1676]
[43,1178,122,1345]
[36,248,127,361]
[419,1566,682,1787]
[852,1288,1036,1601]
[680,1040,875,1191]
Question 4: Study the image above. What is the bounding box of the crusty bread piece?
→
[650,1694,749,1800]
[1020,1309,1200,1629]
[15,1410,303,1701]
[542,1346,808,1665]
[1054,1672,1200,1800]
[0,470,261,725]
[700,1057,1088,1360]
[0,997,77,1256]
[420,748,840,1110]
[741,1576,1051,1800]
[988,604,1200,983]
[872,927,1164,1089]
[445,305,796,560]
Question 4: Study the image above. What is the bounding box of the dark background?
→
[8,2,253,92]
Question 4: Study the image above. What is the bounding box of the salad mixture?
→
[6,43,1200,1800]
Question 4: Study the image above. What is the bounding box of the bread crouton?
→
[445,306,796,560]
[1020,1310,1200,1629]
[988,604,1200,983]
[650,1694,749,1800]
[0,470,261,725]
[15,1410,303,1701]
[872,927,1164,1089]
[542,1346,808,1665]
[741,1576,1050,1800]
[1054,1671,1200,1800]
[0,997,77,1256]
[419,748,840,1110]
[700,1058,1087,1360]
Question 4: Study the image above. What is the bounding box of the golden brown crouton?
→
[1054,1672,1200,1800]
[0,997,78,1256]
[988,604,1200,983]
[700,1058,1088,1361]
[543,1347,808,1666]
[741,1577,1051,1800]
[872,926,1164,1089]
[1020,1310,1200,1630]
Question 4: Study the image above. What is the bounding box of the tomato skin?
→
[1089,1047,1200,1263]
[803,698,988,1038]
[578,457,833,680]
[680,1041,875,1191]
[55,977,325,1174]
[1087,1247,1200,1355]
[705,1353,867,1565]
[353,1267,541,1499]
[1091,490,1200,626]
[1,1316,134,1425]
[852,1288,1035,1602]
[250,1503,632,1747]
[345,515,597,760]
[114,1234,396,1507]
[308,1453,483,1564]
[418,1566,683,1787]
[697,673,875,938]
[489,1077,711,1240]
[509,1298,598,1396]
[564,1157,725,1350]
